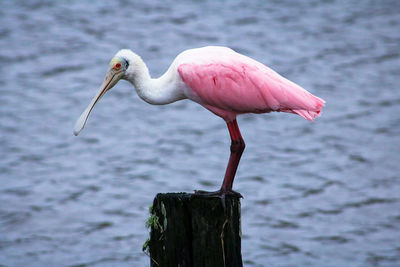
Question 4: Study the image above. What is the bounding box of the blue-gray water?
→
[1,1,399,266]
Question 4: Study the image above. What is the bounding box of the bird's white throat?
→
[117,50,186,105]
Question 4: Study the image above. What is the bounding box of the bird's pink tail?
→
[291,96,325,121]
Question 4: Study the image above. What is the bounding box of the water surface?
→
[1,1,400,266]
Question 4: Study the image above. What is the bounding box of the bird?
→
[74,46,325,199]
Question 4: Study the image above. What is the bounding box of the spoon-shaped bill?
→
[73,72,120,136]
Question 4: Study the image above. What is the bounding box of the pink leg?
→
[220,119,245,194]
[194,119,245,198]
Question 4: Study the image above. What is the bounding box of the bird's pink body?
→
[176,46,325,122]
[74,46,325,197]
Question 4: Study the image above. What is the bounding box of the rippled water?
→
[1,1,400,266]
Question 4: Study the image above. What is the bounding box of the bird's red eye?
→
[115,63,122,69]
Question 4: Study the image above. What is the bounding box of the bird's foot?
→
[192,189,243,210]
[193,189,243,199]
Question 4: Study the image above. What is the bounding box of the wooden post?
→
[148,193,243,267]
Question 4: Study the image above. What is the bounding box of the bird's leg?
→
[220,119,245,197]
[194,119,245,199]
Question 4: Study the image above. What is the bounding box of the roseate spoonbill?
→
[74,46,325,198]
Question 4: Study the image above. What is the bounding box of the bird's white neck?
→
[121,51,186,105]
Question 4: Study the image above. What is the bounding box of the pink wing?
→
[178,54,325,122]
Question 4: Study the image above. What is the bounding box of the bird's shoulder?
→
[176,47,272,81]
[175,46,238,65]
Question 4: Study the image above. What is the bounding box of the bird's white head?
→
[73,50,134,136]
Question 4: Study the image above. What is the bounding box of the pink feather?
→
[178,48,325,122]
